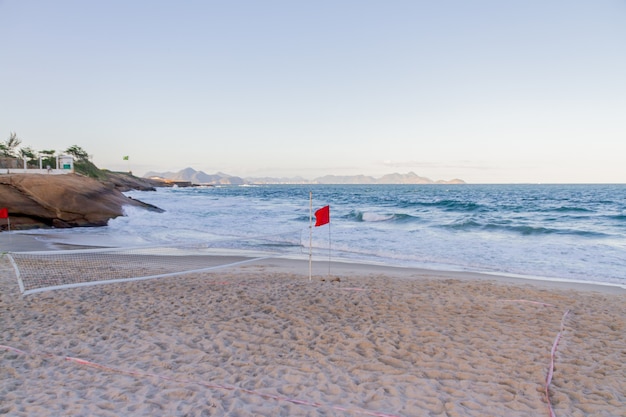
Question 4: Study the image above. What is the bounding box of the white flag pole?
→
[327,218,331,277]
[309,191,313,281]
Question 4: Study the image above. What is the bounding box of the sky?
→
[1,1,625,183]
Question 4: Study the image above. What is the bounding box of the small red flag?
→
[0,208,8,219]
[314,205,330,227]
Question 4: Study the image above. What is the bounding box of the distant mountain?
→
[315,172,464,184]
[244,176,310,185]
[314,174,377,184]
[144,168,245,185]
[378,172,431,184]
[377,172,467,184]
[144,168,465,185]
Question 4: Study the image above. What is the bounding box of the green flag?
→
[123,155,129,161]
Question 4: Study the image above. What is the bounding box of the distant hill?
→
[144,168,465,185]
[244,175,311,185]
[144,168,245,185]
[314,172,464,184]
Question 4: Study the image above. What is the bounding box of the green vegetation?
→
[63,144,109,179]
[1,133,162,193]
[2,132,110,179]
[65,145,89,161]
[0,132,22,158]
[38,149,56,169]
[74,158,109,180]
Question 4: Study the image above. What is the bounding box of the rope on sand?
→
[496,299,570,417]
[1,300,572,417]
[0,344,401,417]
[545,309,570,417]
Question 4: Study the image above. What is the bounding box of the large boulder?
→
[0,173,163,230]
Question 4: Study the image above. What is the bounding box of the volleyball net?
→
[6,231,305,295]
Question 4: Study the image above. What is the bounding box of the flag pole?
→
[327,220,331,277]
[309,191,313,281]
[0,209,9,232]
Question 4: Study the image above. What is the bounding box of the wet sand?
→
[1,253,624,416]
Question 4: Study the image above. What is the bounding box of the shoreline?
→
[2,231,624,294]
[0,231,104,252]
[266,256,626,294]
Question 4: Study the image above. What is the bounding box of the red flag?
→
[0,208,8,219]
[314,205,330,227]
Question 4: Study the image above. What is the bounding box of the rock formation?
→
[0,173,163,230]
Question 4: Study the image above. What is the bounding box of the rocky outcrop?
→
[100,170,165,191]
[0,173,163,230]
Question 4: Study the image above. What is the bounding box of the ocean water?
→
[26,184,626,288]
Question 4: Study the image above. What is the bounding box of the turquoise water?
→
[30,184,626,287]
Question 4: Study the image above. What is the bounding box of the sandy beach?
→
[1,253,624,417]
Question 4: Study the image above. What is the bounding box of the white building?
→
[1,155,74,175]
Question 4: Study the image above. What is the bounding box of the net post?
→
[327,220,331,278]
[6,253,24,294]
[309,191,313,281]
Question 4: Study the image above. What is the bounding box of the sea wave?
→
[347,210,419,223]
[440,219,611,237]
[607,214,626,222]
[548,206,594,213]
[411,199,486,212]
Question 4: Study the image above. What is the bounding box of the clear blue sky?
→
[1,1,625,183]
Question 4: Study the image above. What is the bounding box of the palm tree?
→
[39,149,56,169]
[1,132,22,157]
[19,146,38,167]
[65,145,89,161]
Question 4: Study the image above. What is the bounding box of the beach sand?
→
[1,254,624,417]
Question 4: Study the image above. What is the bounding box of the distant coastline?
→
[144,167,466,186]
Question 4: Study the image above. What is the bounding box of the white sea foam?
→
[361,212,395,222]
[18,184,626,287]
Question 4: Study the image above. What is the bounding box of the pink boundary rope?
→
[0,344,401,417]
[544,309,570,417]
[497,299,571,417]
[2,300,571,417]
